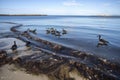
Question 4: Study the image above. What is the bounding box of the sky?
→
[0,0,120,15]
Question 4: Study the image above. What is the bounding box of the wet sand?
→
[0,64,85,80]
[0,64,50,80]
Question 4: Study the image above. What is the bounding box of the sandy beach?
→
[0,64,50,80]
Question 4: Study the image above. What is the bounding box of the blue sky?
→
[0,0,120,15]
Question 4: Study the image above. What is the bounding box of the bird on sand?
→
[11,41,17,51]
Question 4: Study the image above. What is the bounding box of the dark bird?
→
[97,35,109,47]
[98,35,109,43]
[11,41,17,51]
[29,29,37,34]
[46,28,50,34]
[55,31,61,38]
[25,41,31,47]
[62,29,67,35]
[32,29,37,33]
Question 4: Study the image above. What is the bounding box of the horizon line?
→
[0,14,120,17]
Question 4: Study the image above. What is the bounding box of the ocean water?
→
[0,16,120,63]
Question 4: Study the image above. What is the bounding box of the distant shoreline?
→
[0,14,120,18]
[49,15,120,18]
[0,14,47,16]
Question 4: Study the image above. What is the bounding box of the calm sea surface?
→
[0,16,120,63]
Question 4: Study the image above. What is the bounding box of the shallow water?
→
[0,23,14,33]
[0,16,120,63]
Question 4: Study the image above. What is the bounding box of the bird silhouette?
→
[97,35,109,47]
[11,41,17,51]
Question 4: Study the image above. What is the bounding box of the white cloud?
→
[63,0,79,6]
